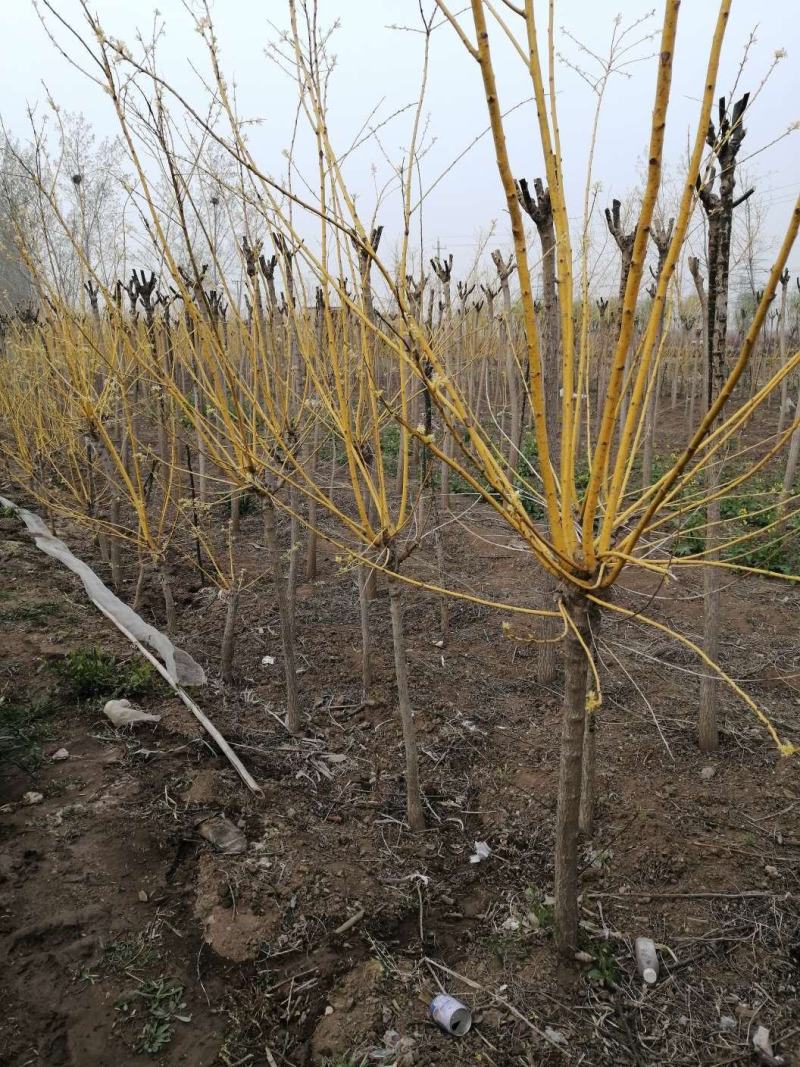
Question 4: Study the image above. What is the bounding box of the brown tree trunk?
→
[263,496,300,734]
[305,416,321,581]
[132,559,146,611]
[158,565,177,636]
[359,564,372,700]
[221,577,241,685]
[287,480,300,623]
[554,591,590,957]
[578,600,603,837]
[109,496,122,590]
[699,475,721,752]
[387,566,425,832]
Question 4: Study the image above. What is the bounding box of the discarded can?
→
[634,937,659,984]
[429,994,472,1036]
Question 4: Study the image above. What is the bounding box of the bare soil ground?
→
[1,472,799,1066]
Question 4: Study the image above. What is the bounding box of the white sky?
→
[1,1,798,287]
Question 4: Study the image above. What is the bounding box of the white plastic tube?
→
[430,994,472,1036]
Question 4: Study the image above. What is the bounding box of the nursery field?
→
[1,1,800,1064]
[1,463,799,1066]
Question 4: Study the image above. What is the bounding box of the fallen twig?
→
[333,906,365,935]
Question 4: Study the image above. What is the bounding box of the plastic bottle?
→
[635,937,659,984]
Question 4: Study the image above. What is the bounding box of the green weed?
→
[117,976,190,1056]
[586,941,621,987]
[524,887,554,932]
[0,601,62,625]
[55,648,154,702]
[102,934,159,974]
[0,697,54,771]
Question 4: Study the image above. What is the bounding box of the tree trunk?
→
[132,559,146,611]
[699,467,721,752]
[777,277,790,436]
[554,592,590,957]
[641,318,665,489]
[779,383,800,518]
[578,600,602,837]
[305,416,321,580]
[109,496,122,590]
[221,577,241,685]
[263,496,300,734]
[158,565,177,636]
[387,568,425,832]
[359,564,372,699]
[287,480,300,623]
[579,707,596,837]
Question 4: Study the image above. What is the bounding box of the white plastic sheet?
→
[0,495,205,687]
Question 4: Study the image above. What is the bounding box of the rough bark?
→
[263,496,300,734]
[359,564,372,700]
[221,578,241,685]
[157,565,177,636]
[695,93,751,753]
[554,592,591,957]
[641,218,674,488]
[387,565,425,832]
[109,496,122,590]
[578,600,603,837]
[491,250,519,471]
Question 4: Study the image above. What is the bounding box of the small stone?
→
[700,766,716,781]
[52,748,69,762]
[764,865,780,879]
[324,1005,334,1016]
[22,791,43,806]
[138,889,149,902]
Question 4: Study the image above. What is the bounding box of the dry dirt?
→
[1,476,799,1066]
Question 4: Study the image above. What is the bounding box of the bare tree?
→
[695,92,753,752]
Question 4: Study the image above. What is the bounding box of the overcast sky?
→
[1,1,797,288]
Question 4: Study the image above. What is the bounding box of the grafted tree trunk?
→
[696,92,752,753]
[605,199,637,433]
[777,270,791,435]
[642,217,675,488]
[431,257,453,509]
[516,178,562,683]
[359,564,372,699]
[157,565,177,636]
[387,558,425,832]
[491,249,518,471]
[221,576,241,685]
[109,496,122,590]
[779,382,800,520]
[578,599,603,837]
[263,496,300,734]
[554,591,591,957]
